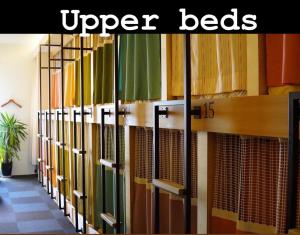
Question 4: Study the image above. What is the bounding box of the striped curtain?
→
[118,34,161,102]
[266,34,300,95]
[93,36,114,104]
[50,70,62,109]
[132,127,197,233]
[212,134,300,234]
[75,53,92,106]
[170,34,247,97]
[94,125,126,233]
[64,62,76,107]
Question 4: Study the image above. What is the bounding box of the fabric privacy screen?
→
[93,37,114,104]
[64,62,76,107]
[50,71,62,109]
[169,34,247,97]
[119,34,161,102]
[75,53,92,106]
[94,125,126,233]
[212,134,300,234]
[132,127,197,233]
[266,34,300,95]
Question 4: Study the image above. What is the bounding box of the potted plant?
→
[0,112,27,177]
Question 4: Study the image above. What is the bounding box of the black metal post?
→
[153,105,160,233]
[48,34,54,199]
[45,111,50,193]
[101,108,107,233]
[286,92,300,232]
[73,110,80,232]
[79,37,87,234]
[56,111,62,209]
[114,34,121,234]
[60,34,69,217]
[183,34,191,234]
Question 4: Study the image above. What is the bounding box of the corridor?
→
[0,175,76,234]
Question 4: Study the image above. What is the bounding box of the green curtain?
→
[119,34,161,102]
[93,42,114,104]
[94,125,126,233]
[75,53,92,106]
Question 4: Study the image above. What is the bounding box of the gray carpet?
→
[0,175,76,234]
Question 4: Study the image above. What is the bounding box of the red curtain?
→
[266,34,300,87]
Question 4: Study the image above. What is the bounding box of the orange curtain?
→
[132,128,197,233]
[50,71,62,109]
[266,34,300,95]
[211,134,300,234]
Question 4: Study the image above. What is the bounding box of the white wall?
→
[0,44,36,175]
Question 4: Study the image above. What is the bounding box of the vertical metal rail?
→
[79,36,87,234]
[286,92,300,232]
[152,34,194,234]
[99,34,124,234]
[56,111,62,209]
[60,34,69,217]
[73,110,80,232]
[48,34,54,199]
[183,33,192,234]
[38,45,44,186]
[113,34,121,234]
[45,111,50,194]
[37,111,41,182]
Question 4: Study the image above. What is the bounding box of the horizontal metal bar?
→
[57,175,66,181]
[100,213,117,228]
[73,190,86,199]
[63,46,93,51]
[72,148,86,155]
[43,137,53,141]
[99,159,117,168]
[40,44,61,47]
[50,58,76,61]
[41,67,61,69]
[55,141,66,147]
[152,179,185,196]
[46,165,53,170]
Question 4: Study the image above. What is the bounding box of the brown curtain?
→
[212,134,300,234]
[132,128,197,233]
[169,34,247,97]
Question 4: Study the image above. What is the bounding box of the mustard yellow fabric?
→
[268,85,300,95]
[75,53,92,106]
[64,62,75,107]
[170,34,247,96]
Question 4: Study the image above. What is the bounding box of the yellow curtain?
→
[64,62,75,107]
[169,34,247,97]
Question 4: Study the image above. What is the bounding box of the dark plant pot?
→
[1,161,13,177]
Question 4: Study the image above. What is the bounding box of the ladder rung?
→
[55,141,66,147]
[100,213,117,228]
[37,158,44,162]
[99,159,117,168]
[46,165,53,170]
[73,190,86,199]
[72,148,86,155]
[152,179,185,196]
[57,175,66,181]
